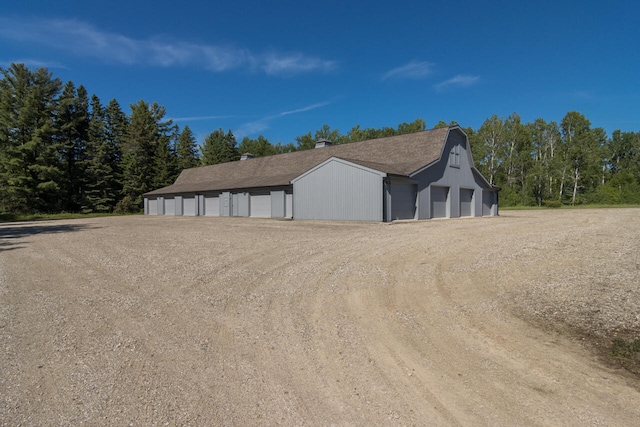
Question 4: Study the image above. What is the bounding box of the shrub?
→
[114,195,141,214]
[542,199,562,208]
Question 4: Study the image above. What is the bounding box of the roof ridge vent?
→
[315,139,333,148]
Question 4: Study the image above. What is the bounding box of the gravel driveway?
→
[1,209,639,425]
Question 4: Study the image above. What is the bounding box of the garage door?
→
[164,198,175,216]
[391,183,417,220]
[183,197,196,216]
[482,191,493,216]
[460,189,474,217]
[431,186,449,218]
[148,198,158,215]
[250,193,271,218]
[205,195,219,216]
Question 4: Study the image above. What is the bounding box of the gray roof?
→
[145,126,453,196]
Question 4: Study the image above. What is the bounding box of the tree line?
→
[1,63,638,214]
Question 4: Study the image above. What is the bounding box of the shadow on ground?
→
[0,222,96,252]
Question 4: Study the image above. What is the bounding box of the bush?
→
[542,199,562,208]
[114,195,142,214]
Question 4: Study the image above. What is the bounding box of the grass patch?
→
[500,204,640,211]
[0,212,140,223]
[611,337,640,375]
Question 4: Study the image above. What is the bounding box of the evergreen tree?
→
[200,129,239,165]
[237,135,277,158]
[176,125,200,170]
[121,100,175,207]
[0,63,62,213]
[55,81,90,211]
[83,95,124,212]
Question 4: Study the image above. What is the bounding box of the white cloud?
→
[0,17,335,76]
[0,58,67,69]
[381,61,434,81]
[434,74,480,91]
[235,101,331,138]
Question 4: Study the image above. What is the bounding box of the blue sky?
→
[1,1,638,145]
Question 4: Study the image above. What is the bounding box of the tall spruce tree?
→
[200,129,239,165]
[121,100,176,207]
[55,81,90,211]
[176,125,200,170]
[0,64,62,213]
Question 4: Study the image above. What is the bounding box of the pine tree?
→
[55,81,90,211]
[176,125,200,170]
[0,64,62,213]
[121,100,176,207]
[200,129,239,165]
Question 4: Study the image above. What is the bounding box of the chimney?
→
[315,139,333,148]
[240,153,254,160]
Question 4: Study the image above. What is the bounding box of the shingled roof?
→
[144,126,452,196]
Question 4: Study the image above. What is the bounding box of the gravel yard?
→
[1,209,639,425]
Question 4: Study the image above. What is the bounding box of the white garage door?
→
[205,196,219,216]
[431,186,449,218]
[391,183,417,220]
[250,193,271,218]
[164,198,175,216]
[183,197,196,216]
[148,199,158,215]
[460,189,474,217]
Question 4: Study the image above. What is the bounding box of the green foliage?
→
[611,337,640,374]
[200,129,239,165]
[1,62,640,215]
[121,100,177,203]
[542,199,562,208]
[176,125,200,170]
[238,135,277,157]
[114,195,141,214]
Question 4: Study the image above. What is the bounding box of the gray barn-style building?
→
[143,126,499,221]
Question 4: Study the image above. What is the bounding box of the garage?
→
[431,186,449,218]
[460,188,474,217]
[250,192,271,218]
[390,182,417,220]
[205,195,219,216]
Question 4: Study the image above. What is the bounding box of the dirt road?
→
[1,209,639,425]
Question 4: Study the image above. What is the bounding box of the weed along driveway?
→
[1,209,639,425]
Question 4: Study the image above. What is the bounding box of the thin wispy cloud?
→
[381,61,434,81]
[235,101,331,138]
[0,17,335,76]
[170,115,238,122]
[434,74,480,92]
[0,58,67,69]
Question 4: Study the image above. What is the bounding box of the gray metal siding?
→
[285,192,293,218]
[414,129,495,219]
[293,159,384,221]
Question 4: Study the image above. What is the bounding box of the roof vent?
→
[315,139,333,148]
[240,153,255,160]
